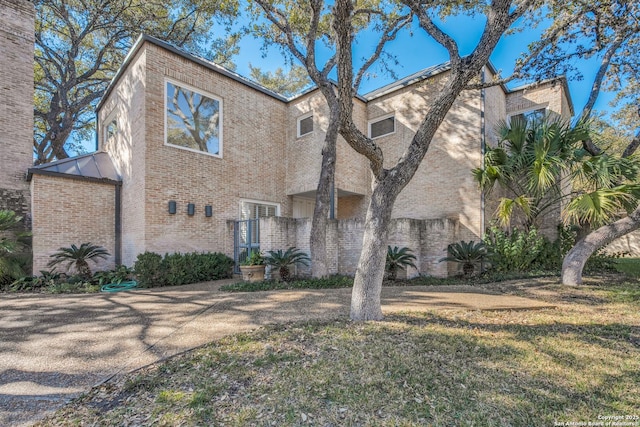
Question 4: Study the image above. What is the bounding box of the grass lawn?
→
[36,277,640,426]
[615,258,640,278]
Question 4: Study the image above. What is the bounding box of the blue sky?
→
[230,13,614,118]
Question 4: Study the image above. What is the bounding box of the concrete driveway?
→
[0,280,554,426]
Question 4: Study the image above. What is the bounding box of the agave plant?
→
[440,241,489,277]
[386,246,417,281]
[264,247,310,282]
[47,243,110,279]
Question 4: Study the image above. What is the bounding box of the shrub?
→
[0,210,31,285]
[133,252,163,287]
[47,242,110,279]
[386,246,417,280]
[92,265,134,286]
[134,251,234,288]
[440,241,489,277]
[483,226,559,273]
[264,247,310,281]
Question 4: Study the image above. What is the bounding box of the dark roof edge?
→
[97,34,290,112]
[27,168,122,185]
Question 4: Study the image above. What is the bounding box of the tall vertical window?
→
[105,118,117,143]
[166,81,222,157]
[297,113,313,138]
[369,114,395,139]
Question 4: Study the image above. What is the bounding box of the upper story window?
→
[104,118,117,143]
[166,80,223,157]
[297,113,313,138]
[369,114,395,139]
[509,108,546,127]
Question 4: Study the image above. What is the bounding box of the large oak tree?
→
[33,0,239,164]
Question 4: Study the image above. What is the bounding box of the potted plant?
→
[264,247,310,282]
[439,240,490,277]
[239,250,266,282]
[385,246,417,280]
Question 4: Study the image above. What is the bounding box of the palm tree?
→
[385,246,417,280]
[440,241,489,277]
[474,115,640,237]
[264,247,310,281]
[473,115,589,229]
[0,210,30,283]
[48,243,110,279]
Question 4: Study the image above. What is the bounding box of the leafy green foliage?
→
[241,250,265,266]
[220,275,353,292]
[34,0,240,164]
[248,64,311,97]
[134,251,234,288]
[440,241,490,277]
[47,242,110,279]
[264,247,310,281]
[483,227,560,273]
[385,246,417,280]
[92,265,134,286]
[0,210,31,285]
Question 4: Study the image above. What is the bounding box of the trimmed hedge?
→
[134,251,234,287]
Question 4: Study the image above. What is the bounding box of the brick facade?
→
[260,216,460,278]
[29,36,576,276]
[31,175,117,273]
[0,0,34,221]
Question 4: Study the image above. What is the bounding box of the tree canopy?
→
[33,0,239,164]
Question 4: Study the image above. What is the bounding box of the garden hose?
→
[100,280,138,293]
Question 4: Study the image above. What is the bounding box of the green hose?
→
[101,280,138,292]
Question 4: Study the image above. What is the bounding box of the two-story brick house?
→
[28,35,573,276]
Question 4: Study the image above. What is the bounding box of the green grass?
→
[614,258,640,278]
[37,278,640,426]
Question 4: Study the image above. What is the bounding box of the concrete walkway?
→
[0,281,554,426]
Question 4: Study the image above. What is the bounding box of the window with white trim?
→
[369,114,395,139]
[509,108,546,127]
[240,200,279,220]
[166,80,222,157]
[297,113,313,138]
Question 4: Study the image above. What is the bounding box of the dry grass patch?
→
[36,279,640,426]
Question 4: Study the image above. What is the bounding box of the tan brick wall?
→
[141,43,289,260]
[286,91,369,199]
[0,0,34,218]
[506,80,570,119]
[260,216,460,278]
[99,48,148,266]
[367,72,484,238]
[31,175,117,274]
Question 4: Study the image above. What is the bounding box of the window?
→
[297,113,313,138]
[369,114,395,139]
[240,200,279,220]
[105,118,117,142]
[166,80,222,157]
[509,108,546,127]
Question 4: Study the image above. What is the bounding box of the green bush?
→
[134,251,234,288]
[133,252,163,287]
[484,226,560,273]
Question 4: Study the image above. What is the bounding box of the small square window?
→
[297,114,313,138]
[369,115,395,139]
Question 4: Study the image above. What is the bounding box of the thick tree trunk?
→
[310,108,339,278]
[562,207,640,285]
[350,181,395,321]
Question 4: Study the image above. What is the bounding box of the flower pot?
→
[240,265,266,283]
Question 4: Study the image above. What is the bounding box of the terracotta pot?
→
[239,265,266,283]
